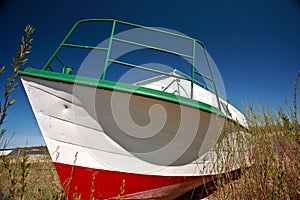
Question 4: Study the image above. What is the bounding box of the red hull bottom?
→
[54,162,216,199]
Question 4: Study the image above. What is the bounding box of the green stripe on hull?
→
[20,67,225,117]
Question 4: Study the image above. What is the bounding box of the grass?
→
[180,73,300,200]
[179,103,300,200]
[0,147,65,200]
[210,105,299,199]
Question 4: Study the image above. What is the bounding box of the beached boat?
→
[20,19,250,199]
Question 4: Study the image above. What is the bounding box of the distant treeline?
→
[0,146,48,156]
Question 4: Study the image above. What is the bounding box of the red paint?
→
[54,162,215,199]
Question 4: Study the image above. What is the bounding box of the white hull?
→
[21,76,239,176]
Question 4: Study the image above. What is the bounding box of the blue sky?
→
[0,0,300,148]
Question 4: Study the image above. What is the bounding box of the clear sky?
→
[0,0,300,148]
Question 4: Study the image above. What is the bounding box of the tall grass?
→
[181,73,300,200]
[206,106,299,200]
[201,75,300,199]
[0,25,34,148]
[0,148,64,199]
[0,25,37,200]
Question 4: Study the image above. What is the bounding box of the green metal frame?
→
[41,19,222,110]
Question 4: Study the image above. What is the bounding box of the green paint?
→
[102,20,116,81]
[19,68,225,117]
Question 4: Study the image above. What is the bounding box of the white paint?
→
[135,70,248,128]
[0,149,13,156]
[21,74,250,177]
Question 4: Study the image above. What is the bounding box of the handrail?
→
[102,20,116,80]
[62,43,108,51]
[112,37,193,59]
[42,19,222,110]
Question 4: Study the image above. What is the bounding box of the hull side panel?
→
[54,162,215,199]
[21,76,224,175]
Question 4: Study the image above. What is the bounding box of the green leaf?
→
[8,99,16,106]
[27,38,33,44]
[0,66,5,74]
[5,84,9,96]
[20,44,25,53]
[21,58,28,65]
[25,49,31,54]
[0,128,7,137]
[12,83,19,90]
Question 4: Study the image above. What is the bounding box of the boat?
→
[20,19,250,199]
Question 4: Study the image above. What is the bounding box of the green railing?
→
[42,19,221,109]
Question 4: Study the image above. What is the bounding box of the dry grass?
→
[0,149,64,200]
[181,105,300,200]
